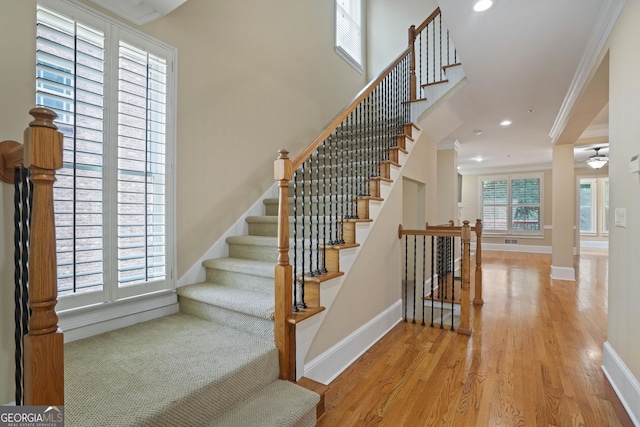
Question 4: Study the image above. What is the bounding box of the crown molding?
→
[438,139,460,151]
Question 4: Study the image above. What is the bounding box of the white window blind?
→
[36,1,175,309]
[480,175,543,235]
[336,0,362,69]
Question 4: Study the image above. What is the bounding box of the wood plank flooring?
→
[317,250,633,426]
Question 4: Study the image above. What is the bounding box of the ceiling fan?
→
[586,147,609,169]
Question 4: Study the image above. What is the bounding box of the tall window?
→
[336,0,363,71]
[480,174,543,235]
[36,1,176,310]
[602,178,609,234]
[579,179,597,234]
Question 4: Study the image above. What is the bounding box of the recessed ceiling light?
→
[473,129,482,135]
[528,109,535,113]
[500,120,512,126]
[475,156,483,162]
[473,0,493,12]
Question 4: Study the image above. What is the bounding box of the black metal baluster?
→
[412,235,416,324]
[338,123,345,243]
[422,235,426,326]
[13,167,23,406]
[329,133,336,245]
[321,140,327,273]
[432,18,436,84]
[439,14,443,81]
[307,157,314,279]
[430,236,435,328]
[419,29,423,93]
[404,234,408,322]
[439,236,444,329]
[451,236,457,332]
[293,170,299,312]
[315,149,321,275]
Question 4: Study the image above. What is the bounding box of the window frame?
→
[335,0,364,73]
[37,0,177,315]
[478,173,544,237]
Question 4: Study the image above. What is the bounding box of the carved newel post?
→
[23,107,64,405]
[274,149,295,380]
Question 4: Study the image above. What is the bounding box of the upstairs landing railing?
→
[274,8,458,380]
[0,107,64,406]
[397,220,483,336]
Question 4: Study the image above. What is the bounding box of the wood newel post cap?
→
[462,220,471,240]
[29,107,59,130]
[274,149,293,181]
[24,107,63,171]
[398,224,403,239]
[408,25,416,43]
[475,219,483,234]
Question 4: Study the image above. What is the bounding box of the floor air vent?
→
[504,239,518,244]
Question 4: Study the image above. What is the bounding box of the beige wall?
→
[460,169,553,248]
[0,0,36,405]
[606,0,640,382]
[551,144,575,269]
[367,0,439,78]
[139,0,367,277]
[436,147,458,224]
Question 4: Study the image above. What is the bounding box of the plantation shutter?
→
[481,179,508,231]
[37,6,106,297]
[117,41,168,287]
[511,178,541,231]
[336,0,362,66]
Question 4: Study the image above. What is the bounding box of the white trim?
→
[3,402,16,406]
[550,265,576,281]
[303,300,402,385]
[59,292,178,342]
[177,183,279,287]
[549,0,626,143]
[483,243,551,254]
[602,342,640,426]
[580,240,609,249]
[437,139,460,151]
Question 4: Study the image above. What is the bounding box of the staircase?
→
[58,8,466,426]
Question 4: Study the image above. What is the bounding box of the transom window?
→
[480,174,543,235]
[36,0,176,311]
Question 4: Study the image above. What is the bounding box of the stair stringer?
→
[295,127,421,383]
[411,63,467,124]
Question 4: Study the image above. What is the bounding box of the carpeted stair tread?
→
[227,234,278,247]
[178,282,274,320]
[208,380,319,427]
[203,257,275,278]
[65,313,280,426]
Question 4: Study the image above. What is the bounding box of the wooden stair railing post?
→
[22,107,64,405]
[274,149,295,381]
[457,220,472,336]
[473,219,484,306]
[408,24,417,101]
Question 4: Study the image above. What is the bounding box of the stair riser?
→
[248,221,341,239]
[264,200,358,217]
[179,296,275,341]
[228,243,323,269]
[206,268,274,292]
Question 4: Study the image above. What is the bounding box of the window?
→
[480,174,543,235]
[335,0,363,71]
[602,178,609,234]
[36,0,176,311]
[579,179,597,234]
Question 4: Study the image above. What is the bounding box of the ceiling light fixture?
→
[473,0,493,12]
[586,147,608,169]
[473,129,483,135]
[500,120,512,126]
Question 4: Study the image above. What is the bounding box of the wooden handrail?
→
[291,8,445,169]
[0,107,64,405]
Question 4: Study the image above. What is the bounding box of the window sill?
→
[336,46,364,74]
[58,290,178,343]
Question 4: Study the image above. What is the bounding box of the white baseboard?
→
[303,300,402,385]
[602,342,640,426]
[581,240,609,249]
[550,265,575,281]
[484,243,552,254]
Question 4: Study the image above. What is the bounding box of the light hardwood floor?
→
[317,250,633,426]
